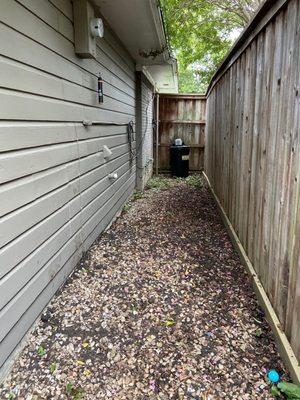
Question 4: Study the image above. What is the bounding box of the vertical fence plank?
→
[205,0,300,364]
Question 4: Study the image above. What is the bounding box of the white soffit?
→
[145,64,178,93]
[92,0,178,92]
[93,0,168,65]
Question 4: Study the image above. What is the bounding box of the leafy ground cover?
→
[0,176,288,399]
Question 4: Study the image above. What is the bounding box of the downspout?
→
[155,93,160,176]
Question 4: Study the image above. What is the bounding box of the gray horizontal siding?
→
[141,81,154,167]
[0,2,135,99]
[0,175,135,369]
[136,72,154,190]
[0,0,136,376]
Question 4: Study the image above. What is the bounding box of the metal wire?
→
[82,91,155,169]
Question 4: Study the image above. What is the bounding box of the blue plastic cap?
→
[268,370,280,383]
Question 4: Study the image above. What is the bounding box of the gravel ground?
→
[0,176,288,399]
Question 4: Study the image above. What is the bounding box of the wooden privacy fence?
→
[205,0,300,380]
[155,94,206,172]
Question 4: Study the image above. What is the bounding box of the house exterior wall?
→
[136,72,154,190]
[0,0,136,376]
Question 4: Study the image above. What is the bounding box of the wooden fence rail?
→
[205,0,300,379]
[155,94,206,172]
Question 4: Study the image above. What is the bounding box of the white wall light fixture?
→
[90,18,104,38]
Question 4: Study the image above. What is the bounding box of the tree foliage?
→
[160,0,263,93]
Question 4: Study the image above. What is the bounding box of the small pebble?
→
[0,177,288,399]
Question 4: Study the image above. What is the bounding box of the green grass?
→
[185,174,203,189]
[146,177,176,189]
[146,175,204,190]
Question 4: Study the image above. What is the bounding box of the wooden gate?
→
[155,94,206,172]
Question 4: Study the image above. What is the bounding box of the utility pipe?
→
[155,93,159,176]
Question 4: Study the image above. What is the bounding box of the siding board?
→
[0,123,127,152]
[102,27,135,72]
[136,72,154,190]
[0,177,134,369]
[0,56,135,112]
[0,22,135,99]
[16,0,74,42]
[0,164,135,314]
[0,171,135,340]
[0,0,138,376]
[0,143,134,278]
[49,0,73,21]
[0,89,134,123]
[0,150,131,248]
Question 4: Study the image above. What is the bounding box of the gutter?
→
[150,0,176,65]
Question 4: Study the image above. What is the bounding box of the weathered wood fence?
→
[205,0,300,374]
[155,94,206,172]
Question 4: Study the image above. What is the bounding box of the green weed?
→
[185,174,203,189]
[146,177,174,189]
[122,203,132,213]
[133,191,143,201]
[50,362,57,374]
[37,346,46,357]
[66,383,85,400]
